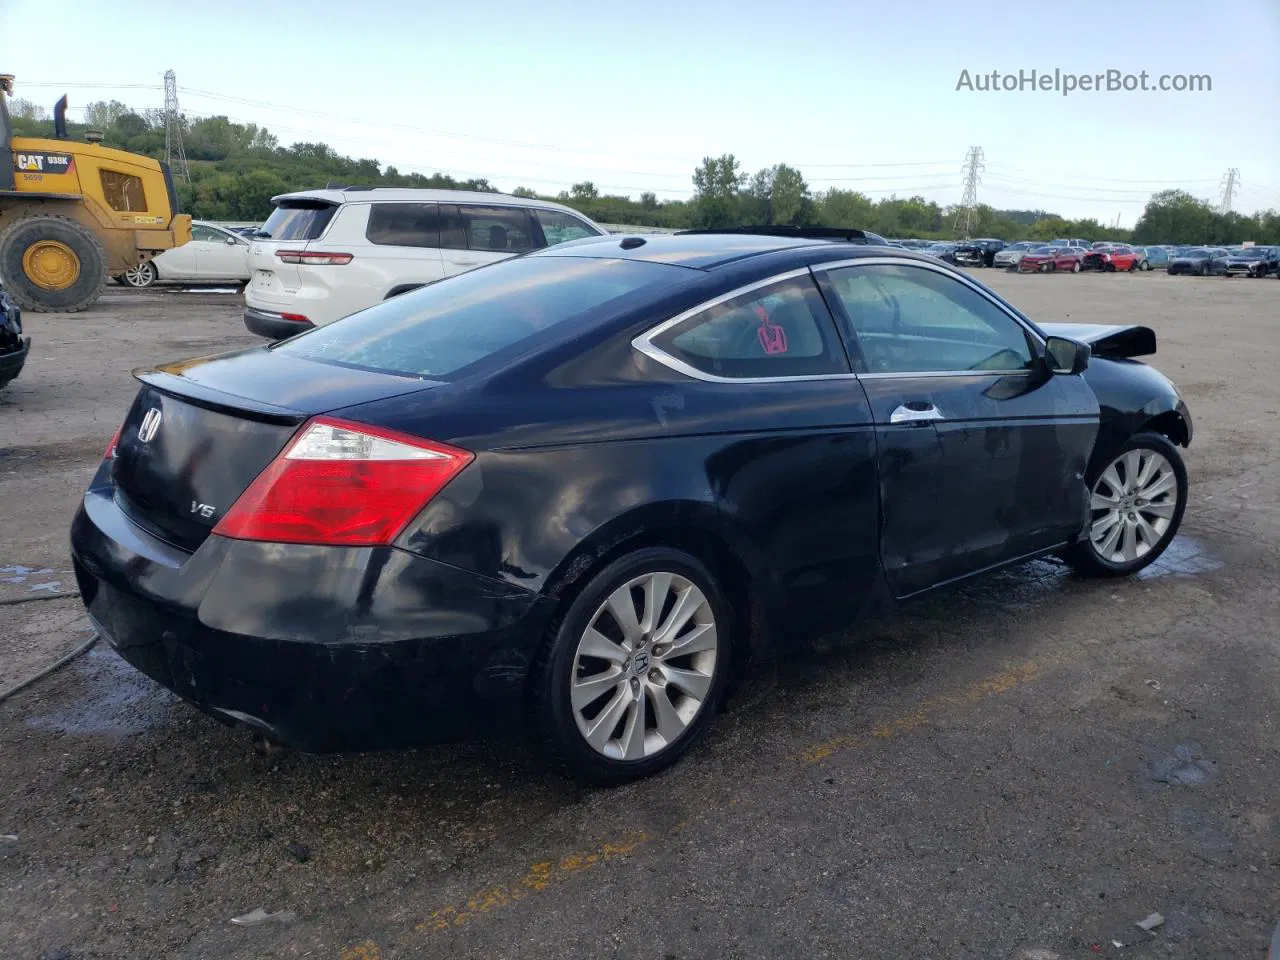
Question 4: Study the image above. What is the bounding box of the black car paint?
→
[71,239,1191,752]
[953,239,1007,267]
[0,285,28,389]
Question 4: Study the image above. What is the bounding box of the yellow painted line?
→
[797,662,1039,763]
[414,831,649,934]
[339,659,1041,954]
[339,942,383,960]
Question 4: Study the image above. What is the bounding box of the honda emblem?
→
[138,408,162,443]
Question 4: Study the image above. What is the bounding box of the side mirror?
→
[1044,336,1090,375]
[226,236,238,245]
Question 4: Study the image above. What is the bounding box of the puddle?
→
[0,562,72,596]
[1151,742,1217,786]
[1137,536,1223,579]
[24,644,174,737]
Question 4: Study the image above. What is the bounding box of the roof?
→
[534,232,840,269]
[267,187,596,219]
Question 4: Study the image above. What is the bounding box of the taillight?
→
[280,312,311,324]
[104,425,123,459]
[276,250,353,265]
[212,417,472,546]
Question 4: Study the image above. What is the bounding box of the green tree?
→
[84,99,130,129]
[570,181,599,201]
[1131,190,1217,244]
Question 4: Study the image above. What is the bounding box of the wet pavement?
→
[2,274,1278,959]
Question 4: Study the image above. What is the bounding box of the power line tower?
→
[1218,168,1239,214]
[954,146,984,238]
[163,69,190,182]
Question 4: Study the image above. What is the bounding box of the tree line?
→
[10,99,1279,245]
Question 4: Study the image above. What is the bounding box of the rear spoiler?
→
[1038,323,1156,360]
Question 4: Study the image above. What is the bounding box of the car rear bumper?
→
[0,337,29,388]
[70,488,555,751]
[244,306,314,340]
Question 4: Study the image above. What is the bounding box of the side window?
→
[825,263,1036,375]
[456,205,535,253]
[365,203,441,248]
[532,208,599,246]
[100,170,147,212]
[648,275,848,379]
[191,224,222,242]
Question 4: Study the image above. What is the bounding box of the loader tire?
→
[0,215,108,312]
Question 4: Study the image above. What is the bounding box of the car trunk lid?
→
[111,347,439,552]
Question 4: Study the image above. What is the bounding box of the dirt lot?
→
[2,274,1277,960]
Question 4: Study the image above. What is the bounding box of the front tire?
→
[532,547,732,785]
[0,215,108,312]
[1064,432,1188,577]
[1071,261,1081,273]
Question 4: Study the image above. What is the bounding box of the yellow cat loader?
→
[0,75,191,312]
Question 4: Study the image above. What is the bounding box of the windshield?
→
[1235,248,1265,258]
[258,201,338,241]
[275,255,686,379]
[1185,250,1209,259]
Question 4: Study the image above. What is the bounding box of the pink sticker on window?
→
[757,321,788,355]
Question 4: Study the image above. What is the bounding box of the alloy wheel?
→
[1088,449,1179,564]
[570,572,718,761]
[122,262,157,288]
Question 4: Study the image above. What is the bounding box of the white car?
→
[117,221,252,287]
[243,189,607,338]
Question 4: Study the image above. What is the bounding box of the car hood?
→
[1039,322,1156,360]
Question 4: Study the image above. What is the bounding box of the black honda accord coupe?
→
[72,233,1192,784]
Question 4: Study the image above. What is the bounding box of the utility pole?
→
[163,69,190,182]
[1218,168,1239,214]
[954,146,984,239]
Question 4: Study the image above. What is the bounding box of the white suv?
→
[243,189,607,338]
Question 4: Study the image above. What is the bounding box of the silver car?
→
[993,241,1035,269]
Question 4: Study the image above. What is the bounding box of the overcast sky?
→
[4,0,1277,226]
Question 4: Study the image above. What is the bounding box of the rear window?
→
[275,256,684,379]
[260,201,337,241]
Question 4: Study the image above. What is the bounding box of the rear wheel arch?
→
[540,506,764,666]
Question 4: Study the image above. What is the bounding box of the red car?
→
[1017,245,1084,273]
[1081,244,1142,272]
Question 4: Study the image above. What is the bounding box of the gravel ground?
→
[1,273,1277,960]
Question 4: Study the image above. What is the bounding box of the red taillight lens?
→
[104,425,123,459]
[276,250,353,265]
[280,312,311,324]
[212,417,473,546]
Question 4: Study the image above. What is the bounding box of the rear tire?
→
[0,215,108,312]
[532,547,732,785]
[1064,432,1187,577]
[120,262,158,288]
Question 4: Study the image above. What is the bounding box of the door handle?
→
[450,257,480,266]
[889,402,943,425]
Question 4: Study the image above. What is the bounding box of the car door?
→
[439,204,537,276]
[637,270,882,635]
[194,225,251,280]
[816,258,1100,597]
[360,201,447,295]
